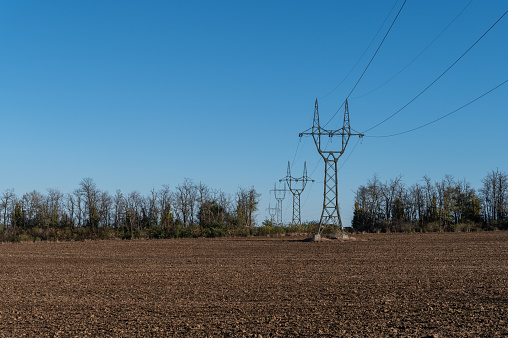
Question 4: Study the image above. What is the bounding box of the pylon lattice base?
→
[318,158,342,234]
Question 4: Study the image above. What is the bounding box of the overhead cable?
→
[323,0,407,128]
[338,137,362,171]
[352,0,474,100]
[290,138,302,170]
[365,78,508,138]
[362,8,508,134]
[319,0,400,100]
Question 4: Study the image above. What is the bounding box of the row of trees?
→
[352,169,508,232]
[0,178,260,240]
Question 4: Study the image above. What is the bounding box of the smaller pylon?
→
[270,182,286,225]
[280,161,314,225]
[267,203,277,225]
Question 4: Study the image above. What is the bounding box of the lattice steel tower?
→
[267,203,277,225]
[299,99,363,235]
[280,161,314,225]
[270,182,286,225]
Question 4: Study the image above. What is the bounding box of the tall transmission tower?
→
[270,182,286,225]
[280,161,314,225]
[299,99,363,236]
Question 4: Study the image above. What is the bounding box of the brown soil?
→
[0,232,507,337]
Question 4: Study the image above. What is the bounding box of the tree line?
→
[2,169,507,241]
[352,169,508,232]
[0,178,260,241]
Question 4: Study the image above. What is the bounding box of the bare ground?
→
[0,232,507,337]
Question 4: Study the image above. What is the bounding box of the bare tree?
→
[381,175,403,222]
[126,191,142,233]
[79,178,100,230]
[146,188,159,229]
[21,190,44,228]
[217,190,232,228]
[46,188,63,228]
[159,185,173,230]
[1,189,15,228]
[236,187,260,227]
[422,175,438,223]
[480,169,508,225]
[64,193,76,228]
[73,189,84,227]
[113,190,125,229]
[99,191,113,228]
[175,178,198,226]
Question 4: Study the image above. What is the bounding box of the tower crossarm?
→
[299,99,364,161]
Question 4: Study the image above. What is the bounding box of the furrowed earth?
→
[0,232,507,337]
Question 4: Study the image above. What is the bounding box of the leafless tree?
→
[113,190,125,229]
[64,193,76,227]
[21,190,44,227]
[46,188,63,227]
[126,191,142,233]
[79,178,100,230]
[158,185,173,230]
[480,169,508,224]
[236,187,260,227]
[73,189,84,227]
[146,188,159,228]
[100,191,113,228]
[175,178,198,226]
[381,175,403,221]
[1,189,15,228]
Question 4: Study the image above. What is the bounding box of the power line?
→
[323,0,407,128]
[362,8,508,134]
[290,138,302,170]
[319,0,400,100]
[338,137,362,171]
[352,0,474,100]
[293,138,307,169]
[301,181,314,215]
[366,78,508,138]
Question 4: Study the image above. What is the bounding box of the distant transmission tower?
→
[267,202,277,225]
[299,99,363,236]
[270,182,286,225]
[280,161,314,225]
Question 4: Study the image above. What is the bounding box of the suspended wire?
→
[301,181,314,213]
[294,138,307,168]
[319,0,400,100]
[287,0,394,217]
[365,78,508,138]
[338,137,362,171]
[352,0,474,100]
[363,8,508,134]
[290,138,308,173]
[323,0,407,128]
[309,160,320,180]
[290,138,302,171]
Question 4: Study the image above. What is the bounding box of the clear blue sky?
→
[1,1,507,226]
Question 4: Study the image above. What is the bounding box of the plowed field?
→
[0,232,507,337]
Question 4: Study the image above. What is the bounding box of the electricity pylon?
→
[299,99,363,235]
[267,203,277,225]
[280,161,314,225]
[270,182,286,225]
